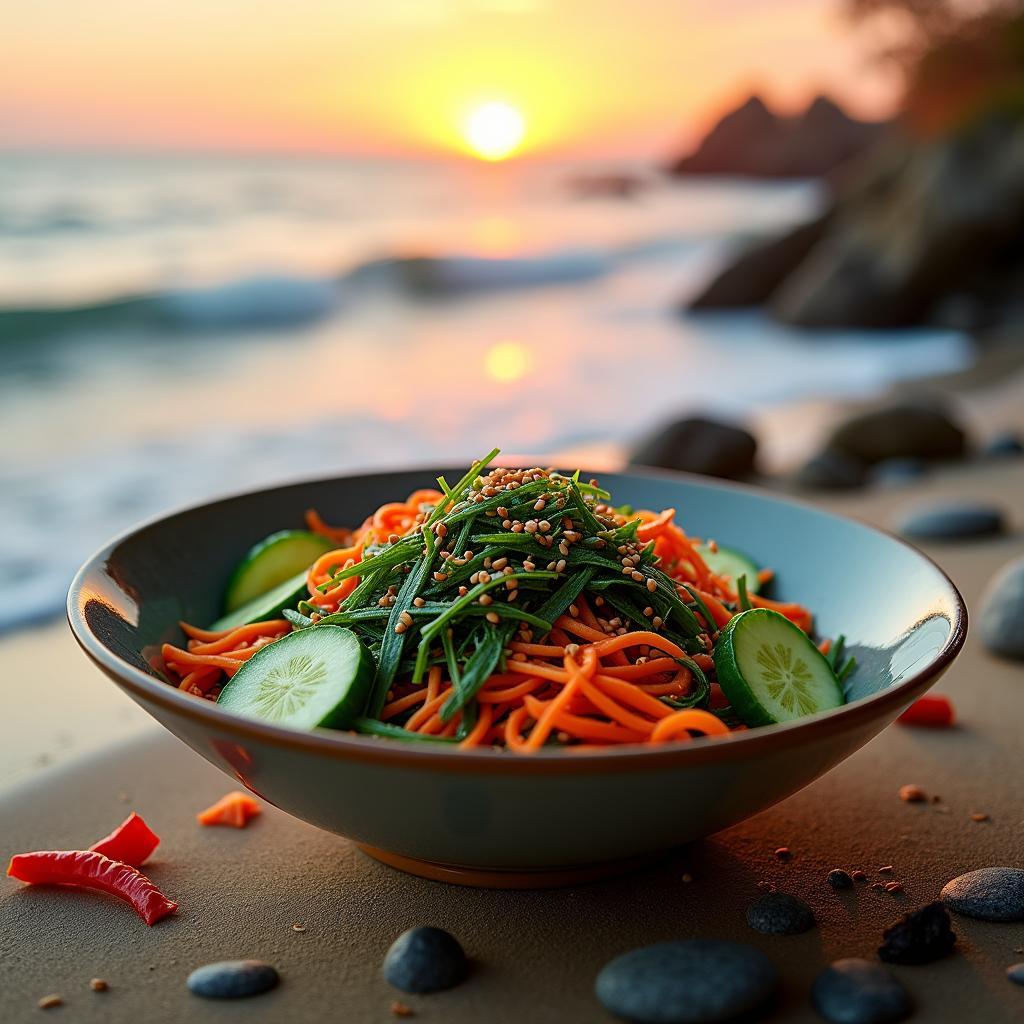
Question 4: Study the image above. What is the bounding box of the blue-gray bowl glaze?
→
[67,467,967,873]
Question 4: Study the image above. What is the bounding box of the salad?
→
[160,451,855,752]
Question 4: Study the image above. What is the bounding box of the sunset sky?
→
[0,0,898,160]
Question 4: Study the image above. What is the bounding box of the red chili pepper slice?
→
[7,850,177,926]
[88,812,160,867]
[897,695,955,728]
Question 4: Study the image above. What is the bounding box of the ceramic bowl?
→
[68,468,966,887]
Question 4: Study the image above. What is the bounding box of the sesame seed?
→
[388,533,400,544]
[512,522,524,533]
[525,520,539,534]
[559,541,570,556]
[539,520,551,533]
[486,611,500,624]
[497,506,508,518]
[899,784,927,802]
[879,865,894,874]
[492,557,508,570]
[774,847,793,860]
[90,978,109,992]
[643,606,653,616]
[502,519,512,529]
[479,571,491,584]
[594,596,604,606]
[652,616,664,628]
[621,565,633,575]
[556,559,567,572]
[547,561,557,571]
[394,623,407,634]
[470,572,480,584]
[631,570,644,582]
[458,586,468,596]
[506,578,518,590]
[483,557,492,568]
[399,611,413,626]
[435,523,447,538]
[885,881,904,893]
[647,579,658,593]
[38,995,63,1010]
[432,571,448,582]
[479,594,493,606]
[523,560,536,572]
[568,603,579,617]
[534,499,546,511]
[413,597,426,608]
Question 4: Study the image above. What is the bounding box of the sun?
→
[462,102,526,161]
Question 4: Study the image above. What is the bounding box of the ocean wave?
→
[0,250,620,343]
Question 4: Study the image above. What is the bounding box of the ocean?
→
[0,152,971,632]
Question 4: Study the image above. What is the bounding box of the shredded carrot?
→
[197,791,262,828]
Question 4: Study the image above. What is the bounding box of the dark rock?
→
[629,417,757,480]
[793,449,867,490]
[870,458,929,486]
[812,959,912,1024]
[897,501,1005,540]
[940,867,1024,922]
[984,431,1024,457]
[979,558,1024,660]
[1007,963,1024,986]
[595,939,777,1024]
[669,94,887,179]
[383,927,467,994]
[186,960,279,999]
[878,902,957,965]
[688,217,827,309]
[828,869,854,890]
[746,891,816,935]
[827,403,967,465]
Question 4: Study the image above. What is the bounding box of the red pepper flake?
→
[852,870,868,881]
[970,812,990,822]
[774,847,793,861]
[89,979,108,992]
[38,995,63,1010]
[196,791,261,828]
[899,784,927,803]
[7,850,176,926]
[897,695,955,729]
[391,1001,415,1017]
[89,812,160,867]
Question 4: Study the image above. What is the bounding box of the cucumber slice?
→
[713,608,843,727]
[697,543,761,593]
[209,570,309,633]
[224,530,334,613]
[217,625,373,730]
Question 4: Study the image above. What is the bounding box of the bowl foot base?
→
[355,843,661,889]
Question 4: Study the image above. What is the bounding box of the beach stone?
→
[746,891,816,935]
[983,431,1024,457]
[812,959,912,1024]
[978,558,1024,660]
[878,902,956,965]
[186,960,279,999]
[827,869,854,890]
[896,501,1005,541]
[793,449,866,490]
[871,458,928,486]
[1007,963,1024,986]
[629,417,757,480]
[383,927,467,994]
[595,939,777,1023]
[826,404,967,466]
[941,867,1024,922]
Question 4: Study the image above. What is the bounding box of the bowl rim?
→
[67,463,968,777]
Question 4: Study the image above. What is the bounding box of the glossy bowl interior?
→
[69,468,966,884]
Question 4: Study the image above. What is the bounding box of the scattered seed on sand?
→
[38,995,63,1010]
[681,873,694,883]
[885,882,905,894]
[852,870,868,882]
[879,865,894,874]
[774,847,792,861]
[871,883,886,892]
[970,812,990,822]
[391,1001,415,1017]
[89,979,108,992]
[291,923,306,932]
[899,784,927,803]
